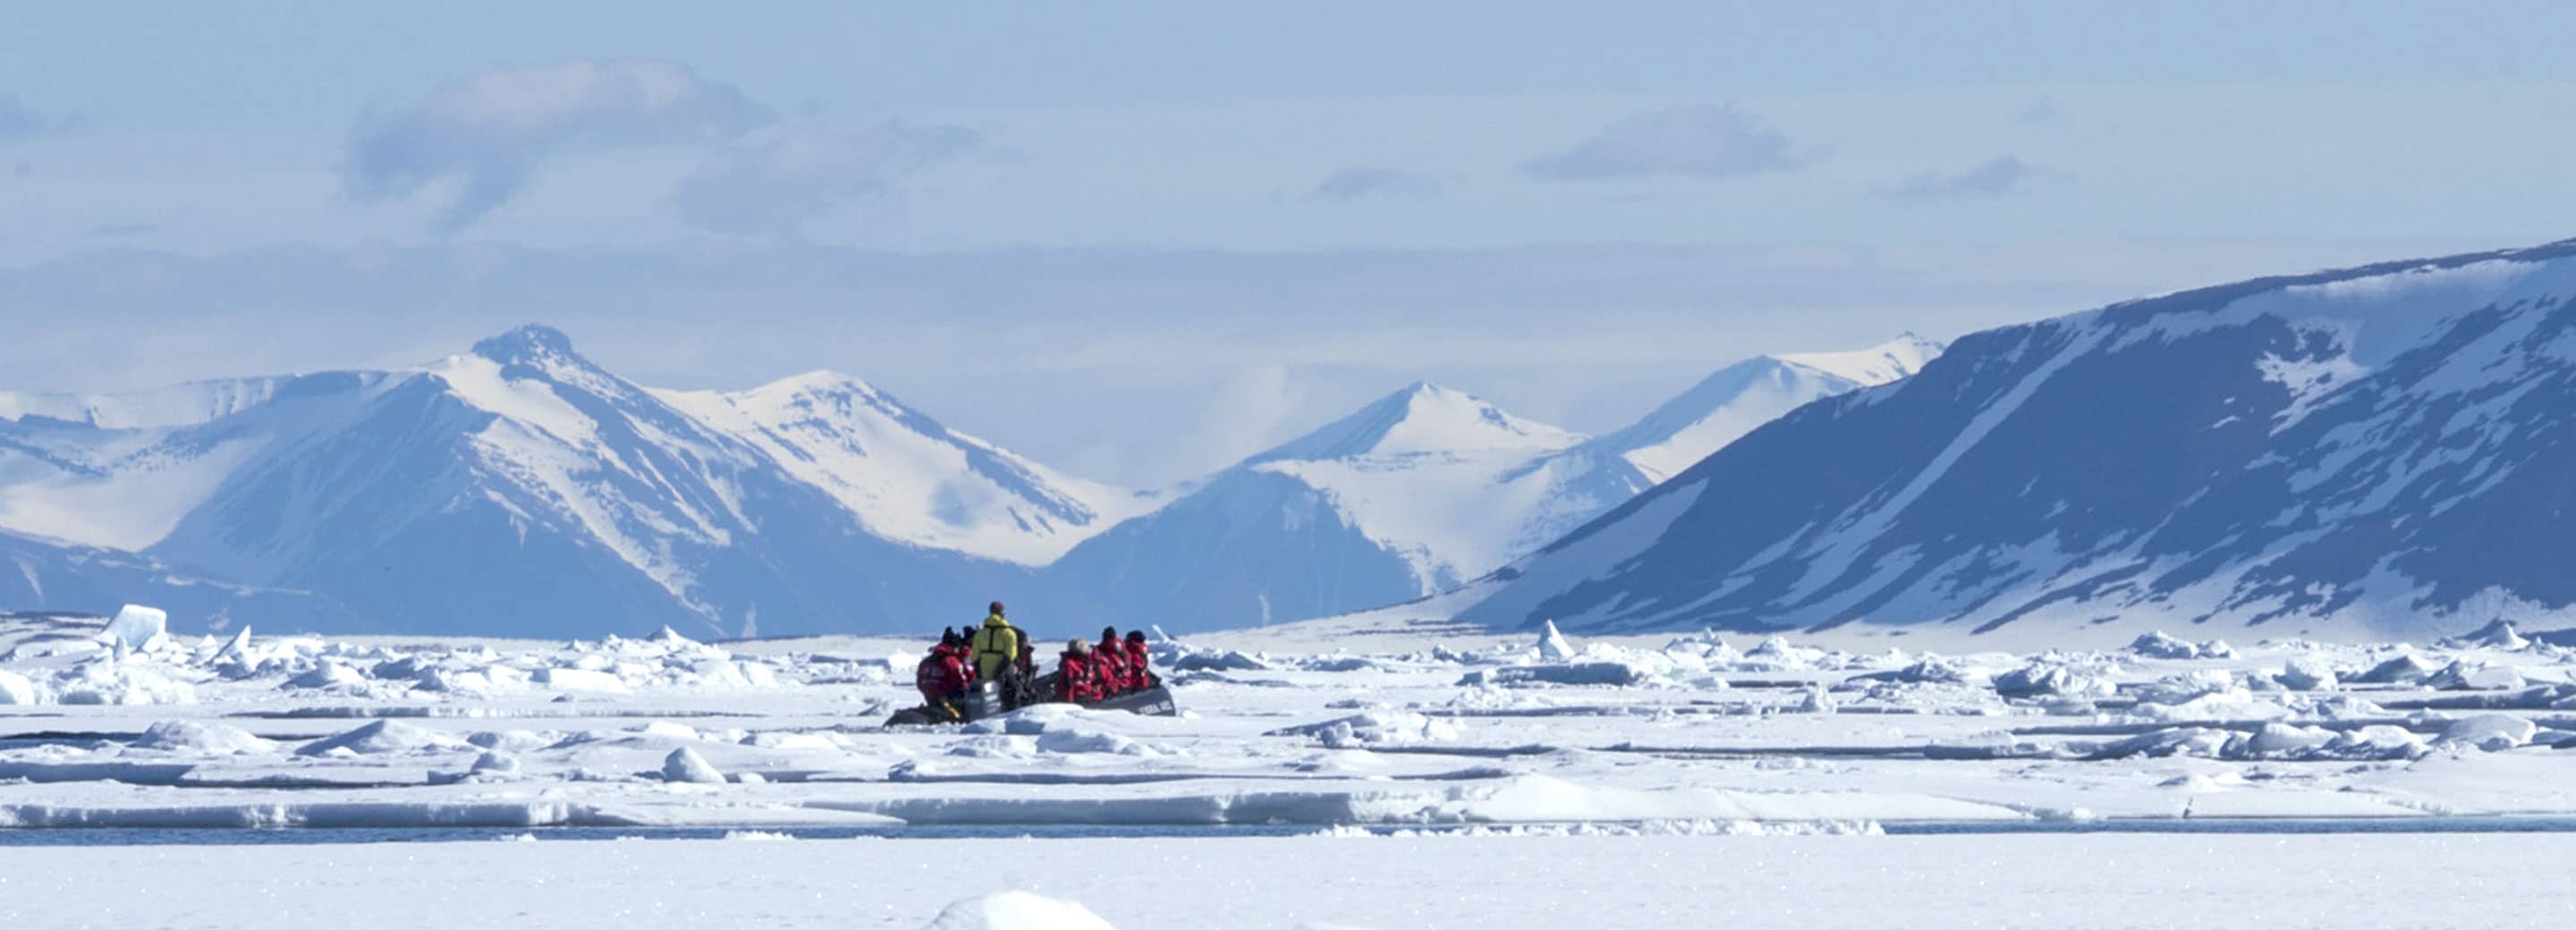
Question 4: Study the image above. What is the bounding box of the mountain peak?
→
[1772,333,1945,386]
[753,370,886,400]
[470,324,580,366]
[1592,334,1951,484]
[1251,380,1580,464]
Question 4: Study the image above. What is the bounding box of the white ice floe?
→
[2128,631,2235,660]
[1034,729,1157,757]
[662,747,727,783]
[10,612,2576,838]
[2275,657,2340,691]
[2444,621,2531,651]
[2440,714,2539,752]
[1992,661,2114,700]
[0,669,41,705]
[2428,661,2525,691]
[100,604,168,651]
[1269,712,1460,748]
[921,892,1118,930]
[2352,651,2443,684]
[298,720,470,757]
[51,658,195,705]
[132,720,274,755]
[1536,621,1576,661]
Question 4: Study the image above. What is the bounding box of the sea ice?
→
[0,669,40,705]
[1032,728,1155,756]
[2275,658,2339,691]
[1537,620,1576,661]
[2349,651,2442,683]
[133,720,275,755]
[663,747,727,783]
[298,720,468,756]
[1993,662,2113,699]
[99,604,168,650]
[921,892,1117,930]
[2129,631,2235,660]
[2428,661,2524,691]
[2439,714,2538,751]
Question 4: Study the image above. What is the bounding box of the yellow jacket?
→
[970,613,1021,681]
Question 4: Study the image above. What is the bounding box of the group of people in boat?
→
[912,601,1158,721]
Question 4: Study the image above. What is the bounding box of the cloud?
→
[669,120,987,239]
[1524,104,1814,182]
[1308,168,1439,203]
[89,222,159,239]
[1197,363,1308,471]
[2,237,2448,486]
[1884,156,2057,201]
[343,58,775,232]
[0,94,79,144]
[10,158,29,178]
[2020,95,2058,125]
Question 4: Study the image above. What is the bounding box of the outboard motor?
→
[960,679,1004,719]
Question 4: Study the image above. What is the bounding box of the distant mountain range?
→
[0,324,1927,636]
[1052,336,1940,628]
[27,238,2567,643]
[1452,239,2576,642]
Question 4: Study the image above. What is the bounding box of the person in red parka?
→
[915,629,975,720]
[1056,638,1105,703]
[1097,626,1132,694]
[1122,630,1154,689]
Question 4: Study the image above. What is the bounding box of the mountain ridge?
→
[2,321,1944,637]
[1453,238,2576,642]
[1049,334,1941,630]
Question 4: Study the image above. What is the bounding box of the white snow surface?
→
[7,613,2576,926]
[2,833,2570,929]
[7,612,2576,832]
[922,892,1118,930]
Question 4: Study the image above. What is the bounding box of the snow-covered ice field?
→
[7,833,2572,929]
[9,609,2576,926]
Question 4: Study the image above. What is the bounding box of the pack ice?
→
[8,607,2576,835]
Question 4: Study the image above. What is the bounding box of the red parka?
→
[1096,637,1132,693]
[1122,638,1153,688]
[915,642,972,703]
[1056,648,1106,703]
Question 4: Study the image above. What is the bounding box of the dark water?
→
[10,816,2576,846]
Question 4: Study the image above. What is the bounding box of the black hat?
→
[1125,630,1147,643]
[989,601,1006,614]
[1102,626,1119,640]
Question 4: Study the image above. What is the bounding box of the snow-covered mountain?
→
[657,373,1157,565]
[1599,334,1944,482]
[0,326,1126,637]
[0,527,345,631]
[1455,240,2576,642]
[0,371,402,553]
[2,322,1938,637]
[1052,337,1939,630]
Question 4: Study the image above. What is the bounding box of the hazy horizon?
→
[7,3,2572,484]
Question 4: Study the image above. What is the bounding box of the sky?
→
[2,2,2572,486]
